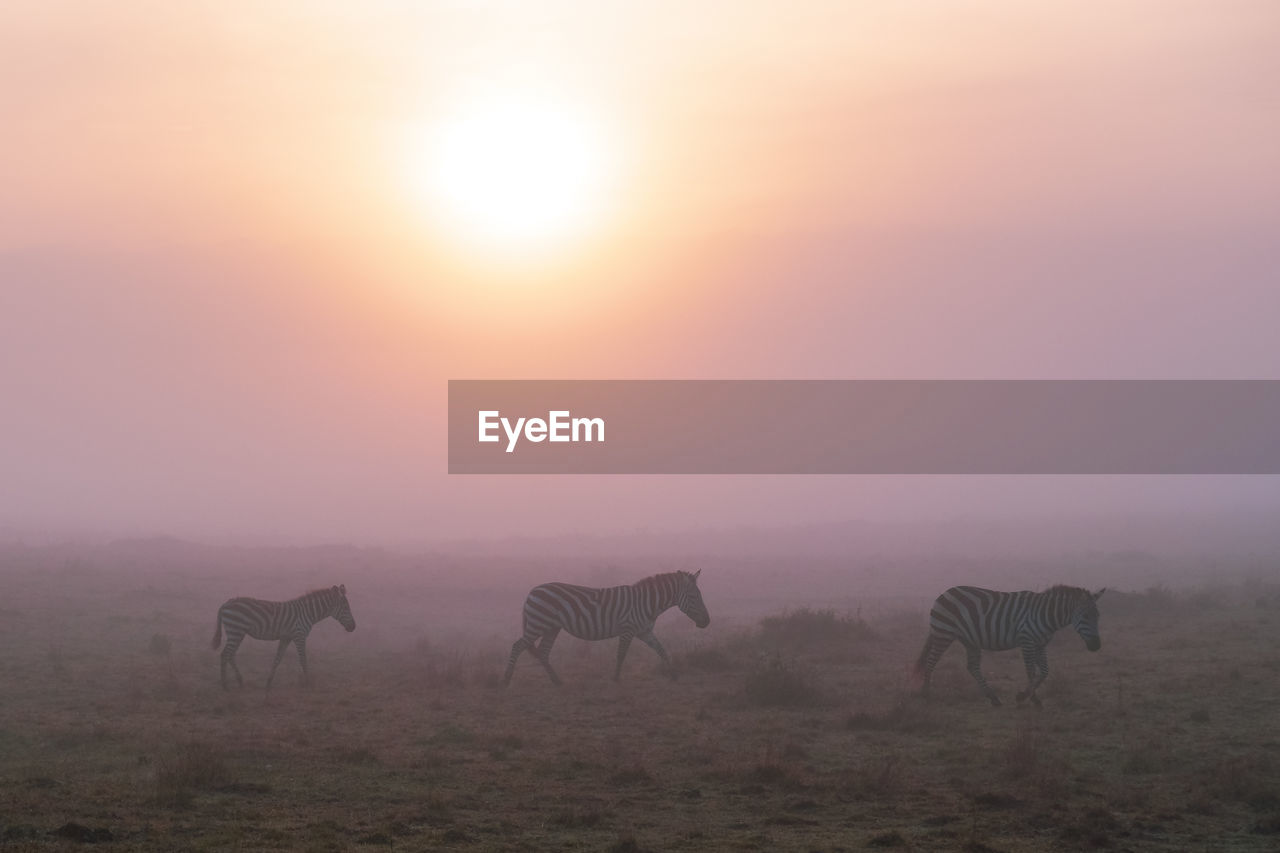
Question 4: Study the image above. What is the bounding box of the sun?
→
[412,93,614,257]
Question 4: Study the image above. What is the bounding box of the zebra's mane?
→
[632,571,691,591]
[299,586,339,600]
[1046,584,1091,599]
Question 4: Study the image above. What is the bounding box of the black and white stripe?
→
[504,570,710,685]
[915,584,1104,706]
[211,585,356,689]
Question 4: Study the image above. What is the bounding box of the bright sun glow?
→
[413,94,614,256]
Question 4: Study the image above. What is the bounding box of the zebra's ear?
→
[691,569,701,582]
[1093,587,1106,600]
[338,584,346,595]
[331,585,339,595]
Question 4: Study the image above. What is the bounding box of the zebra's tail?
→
[211,611,223,650]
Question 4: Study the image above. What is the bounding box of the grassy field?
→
[2,561,1280,851]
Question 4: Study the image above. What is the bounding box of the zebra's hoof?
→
[989,696,1002,707]
[1030,695,1043,709]
[1015,691,1028,705]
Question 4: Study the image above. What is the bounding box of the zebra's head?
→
[1072,587,1105,651]
[677,570,710,629]
[330,584,356,632]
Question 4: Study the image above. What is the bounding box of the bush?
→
[757,608,877,650]
[742,656,828,707]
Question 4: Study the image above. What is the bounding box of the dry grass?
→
[153,741,232,808]
[1,563,1279,850]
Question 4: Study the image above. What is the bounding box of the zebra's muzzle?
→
[1085,637,1100,651]
[695,617,710,629]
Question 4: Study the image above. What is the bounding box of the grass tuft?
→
[153,742,230,808]
[1003,727,1041,780]
[845,698,941,733]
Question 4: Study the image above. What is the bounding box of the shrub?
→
[757,607,876,650]
[742,656,828,707]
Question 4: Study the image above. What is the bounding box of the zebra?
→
[914,585,1104,707]
[503,570,710,686]
[211,585,356,689]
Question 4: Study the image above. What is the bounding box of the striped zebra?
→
[915,585,1105,707]
[503,570,710,686]
[211,585,356,689]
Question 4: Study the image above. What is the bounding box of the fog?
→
[7,510,1277,654]
[4,1,1280,545]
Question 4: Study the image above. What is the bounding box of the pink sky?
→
[2,1,1278,542]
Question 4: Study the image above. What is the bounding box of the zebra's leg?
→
[917,633,954,698]
[535,628,562,686]
[637,631,676,680]
[1016,644,1037,706]
[221,632,245,689]
[613,633,634,681]
[1017,645,1048,708]
[965,644,1000,706]
[294,638,309,687]
[503,637,532,687]
[265,638,291,689]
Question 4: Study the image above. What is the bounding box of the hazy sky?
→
[3,1,1278,542]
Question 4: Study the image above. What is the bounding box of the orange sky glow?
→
[2,1,1278,541]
